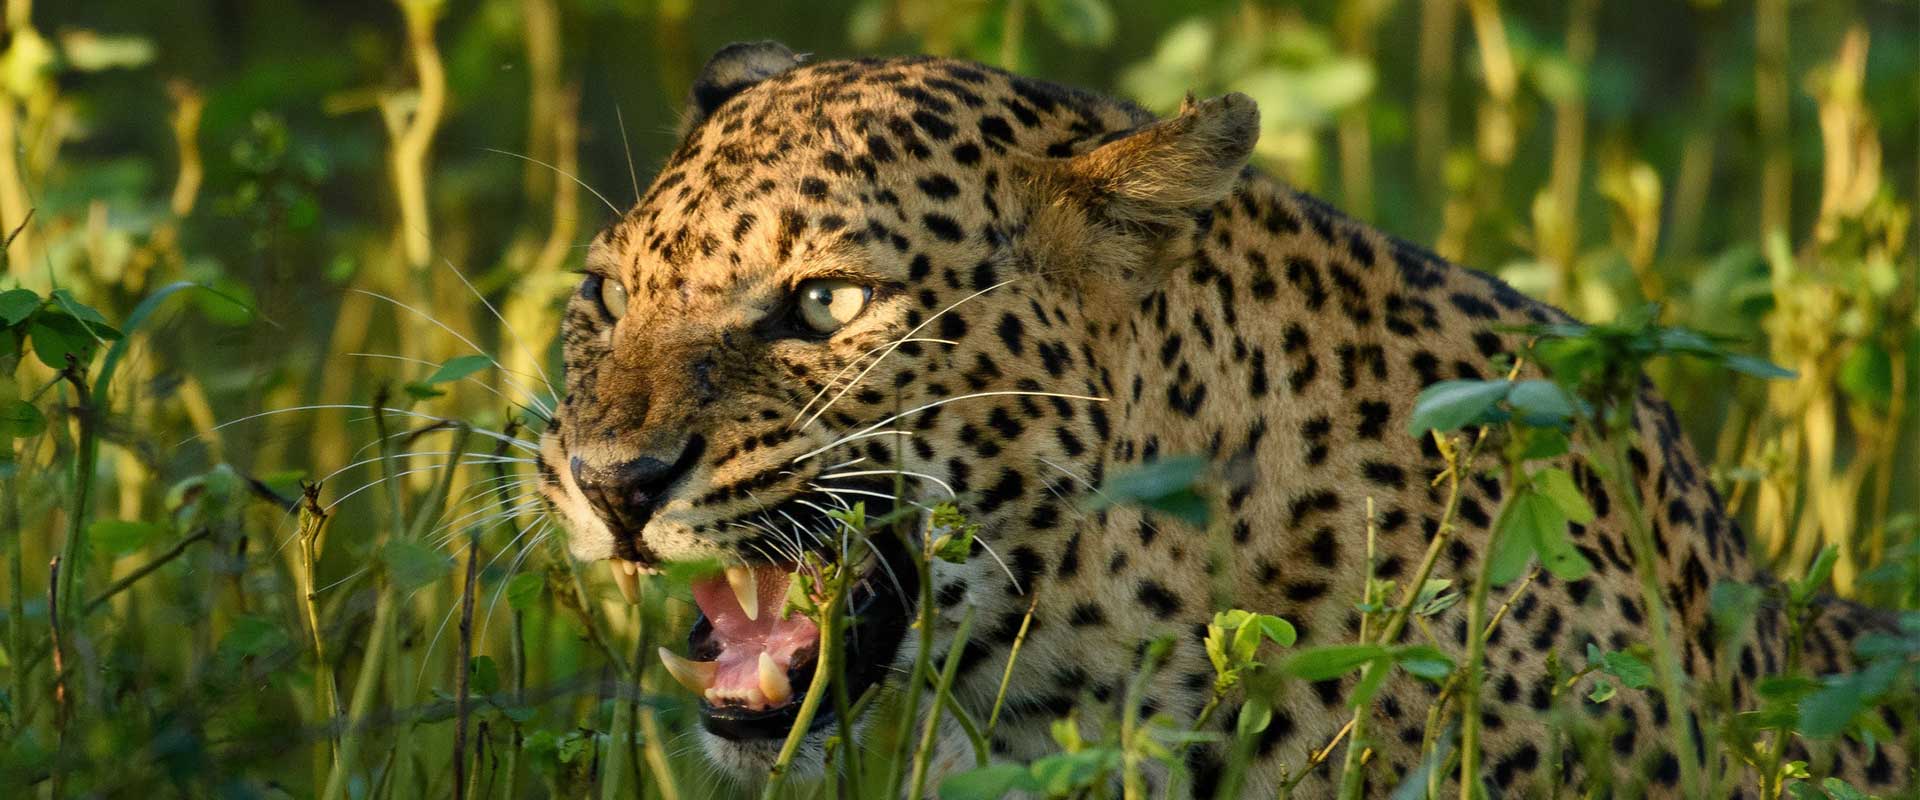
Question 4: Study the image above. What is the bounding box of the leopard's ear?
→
[681,41,805,134]
[1041,92,1260,225]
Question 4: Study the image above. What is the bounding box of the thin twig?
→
[452,534,480,800]
[83,527,214,615]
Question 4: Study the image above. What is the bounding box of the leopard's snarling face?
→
[538,42,1259,773]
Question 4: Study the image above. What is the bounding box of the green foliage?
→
[1081,454,1211,526]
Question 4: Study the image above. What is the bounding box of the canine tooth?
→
[757,652,792,705]
[657,647,718,695]
[726,565,759,621]
[610,560,640,605]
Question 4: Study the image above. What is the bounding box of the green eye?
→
[795,279,871,334]
[596,277,629,320]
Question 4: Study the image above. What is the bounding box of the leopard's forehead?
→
[591,56,1152,299]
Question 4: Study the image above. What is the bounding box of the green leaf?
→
[1281,644,1389,680]
[28,310,119,369]
[1533,468,1595,524]
[1516,427,1571,460]
[381,539,453,592]
[1818,777,1871,800]
[1231,619,1261,665]
[1406,379,1511,435]
[939,763,1032,800]
[1798,676,1868,739]
[424,354,493,385]
[1348,658,1391,708]
[1533,518,1594,582]
[469,655,500,696]
[1393,646,1454,681]
[1255,614,1297,647]
[1708,581,1763,646]
[506,571,544,611]
[0,288,37,325]
[0,400,43,438]
[1794,546,1839,605]
[1236,695,1273,736]
[1028,749,1116,795]
[1595,649,1654,689]
[1720,353,1796,380]
[1505,380,1576,428]
[403,381,446,401]
[1587,680,1616,703]
[1083,455,1212,527]
[1487,490,1551,585]
[89,519,165,556]
[97,281,199,413]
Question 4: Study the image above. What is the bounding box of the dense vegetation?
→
[0,0,1915,797]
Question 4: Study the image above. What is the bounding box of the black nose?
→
[571,436,705,534]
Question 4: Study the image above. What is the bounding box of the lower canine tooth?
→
[725,565,759,621]
[657,647,718,695]
[758,652,791,704]
[610,560,640,605]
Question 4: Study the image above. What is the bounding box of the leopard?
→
[536,41,1911,797]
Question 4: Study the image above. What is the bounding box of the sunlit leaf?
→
[1281,643,1388,680]
[0,289,37,325]
[939,763,1032,800]
[1406,379,1512,435]
[424,354,493,385]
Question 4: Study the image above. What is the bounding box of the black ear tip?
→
[688,40,805,121]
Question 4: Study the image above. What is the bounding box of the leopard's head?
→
[538,41,1258,775]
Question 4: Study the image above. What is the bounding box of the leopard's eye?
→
[795,279,871,334]
[590,275,629,321]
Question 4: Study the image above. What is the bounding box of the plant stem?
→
[884,511,937,799]
[1336,498,1381,800]
[54,362,96,632]
[1122,638,1172,800]
[86,527,213,616]
[322,589,396,800]
[295,486,341,776]
[1590,421,1704,796]
[907,607,975,800]
[1457,456,1522,798]
[453,534,479,800]
[762,584,848,799]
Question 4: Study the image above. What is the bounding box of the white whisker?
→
[792,336,961,430]
[205,404,537,454]
[353,289,556,418]
[480,146,621,215]
[792,390,1105,464]
[434,255,563,401]
[816,469,956,499]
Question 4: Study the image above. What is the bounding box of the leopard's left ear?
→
[1041,92,1260,226]
[680,41,805,134]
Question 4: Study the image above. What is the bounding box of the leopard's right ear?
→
[1039,92,1259,226]
[680,41,805,134]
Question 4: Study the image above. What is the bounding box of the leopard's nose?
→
[571,435,705,535]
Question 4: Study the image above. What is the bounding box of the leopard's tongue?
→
[682,565,818,709]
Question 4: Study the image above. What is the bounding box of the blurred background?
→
[1,0,1917,794]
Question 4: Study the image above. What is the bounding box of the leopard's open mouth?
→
[655,495,917,741]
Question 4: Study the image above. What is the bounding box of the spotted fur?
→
[538,42,1910,796]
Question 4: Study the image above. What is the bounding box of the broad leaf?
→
[1406,379,1511,435]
